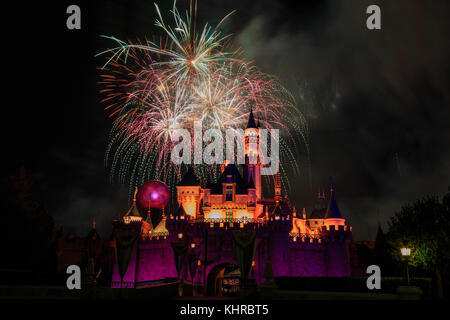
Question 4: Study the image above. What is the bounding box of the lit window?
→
[226,186,233,201]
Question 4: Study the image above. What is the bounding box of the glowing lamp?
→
[251,261,255,267]
[197,260,201,266]
[401,247,412,286]
[137,180,170,209]
[178,233,183,239]
[240,223,244,228]
[401,248,411,256]
[293,237,297,242]
[191,243,196,248]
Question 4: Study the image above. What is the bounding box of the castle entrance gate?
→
[206,263,240,296]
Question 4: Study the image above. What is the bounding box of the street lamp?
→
[401,248,411,256]
[401,247,411,286]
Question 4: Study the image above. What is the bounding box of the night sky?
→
[3,0,449,241]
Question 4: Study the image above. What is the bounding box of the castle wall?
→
[268,223,291,277]
[110,222,355,287]
[324,226,352,276]
[136,239,177,282]
[288,242,327,276]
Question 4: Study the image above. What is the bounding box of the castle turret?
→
[244,107,262,217]
[307,188,327,232]
[176,167,201,217]
[324,180,346,229]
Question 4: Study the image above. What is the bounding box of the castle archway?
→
[206,262,240,296]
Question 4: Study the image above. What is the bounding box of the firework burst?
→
[97,0,309,201]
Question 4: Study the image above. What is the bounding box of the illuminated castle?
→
[111,110,354,292]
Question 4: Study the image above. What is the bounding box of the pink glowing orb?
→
[137,180,170,209]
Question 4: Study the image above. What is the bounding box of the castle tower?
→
[176,167,201,218]
[307,188,327,232]
[324,180,346,228]
[244,107,262,217]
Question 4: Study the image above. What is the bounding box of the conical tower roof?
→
[124,187,142,218]
[246,107,257,129]
[144,210,153,229]
[324,179,343,219]
[152,216,169,236]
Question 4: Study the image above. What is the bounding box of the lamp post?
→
[401,247,411,286]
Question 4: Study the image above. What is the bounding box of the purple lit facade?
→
[110,111,356,289]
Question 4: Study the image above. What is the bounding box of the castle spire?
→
[324,177,343,219]
[133,187,138,205]
[246,106,257,129]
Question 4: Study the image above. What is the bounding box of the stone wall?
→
[136,239,177,282]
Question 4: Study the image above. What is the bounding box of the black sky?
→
[3,0,450,240]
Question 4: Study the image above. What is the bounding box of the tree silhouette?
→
[386,186,450,299]
[0,167,55,270]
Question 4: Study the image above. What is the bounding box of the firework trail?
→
[97,0,309,201]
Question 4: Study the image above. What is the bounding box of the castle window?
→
[226,186,233,201]
[226,211,232,222]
